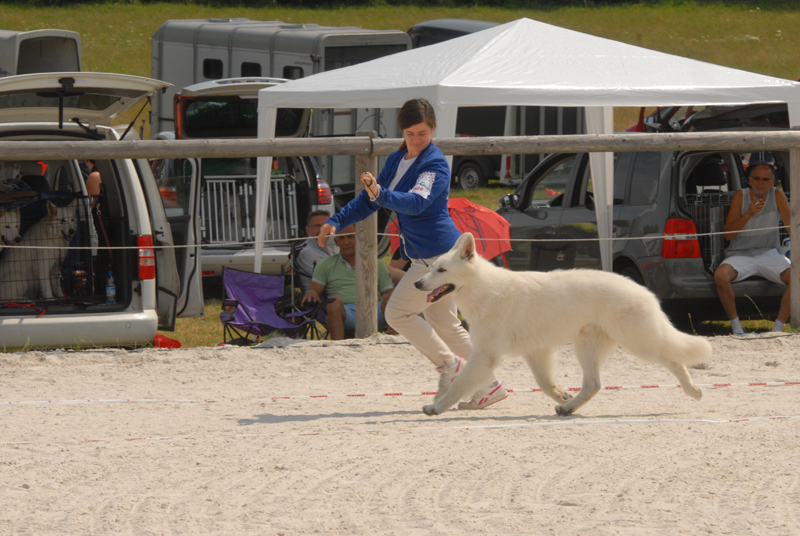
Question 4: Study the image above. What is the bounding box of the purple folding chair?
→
[220,267,325,345]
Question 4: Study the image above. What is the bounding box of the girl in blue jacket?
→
[318,98,508,411]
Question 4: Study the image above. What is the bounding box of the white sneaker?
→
[458,381,509,410]
[434,357,463,401]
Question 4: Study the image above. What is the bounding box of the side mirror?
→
[499,194,519,210]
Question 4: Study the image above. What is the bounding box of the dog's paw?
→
[422,404,439,416]
[684,385,703,401]
[555,404,574,417]
[557,390,573,402]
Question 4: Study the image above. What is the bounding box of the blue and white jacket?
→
[326,142,461,260]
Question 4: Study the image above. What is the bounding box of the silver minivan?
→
[497,104,791,328]
[0,72,204,350]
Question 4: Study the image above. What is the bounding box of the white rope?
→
[6,224,793,250]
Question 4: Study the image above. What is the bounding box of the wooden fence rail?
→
[2,130,800,160]
[0,131,797,334]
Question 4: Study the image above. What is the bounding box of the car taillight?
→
[138,235,156,280]
[317,178,332,205]
[173,96,184,139]
[663,218,701,258]
[505,156,511,179]
[159,186,178,208]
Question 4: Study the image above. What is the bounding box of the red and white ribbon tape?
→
[3,381,798,408]
[270,381,800,400]
[3,398,212,407]
[1,415,797,446]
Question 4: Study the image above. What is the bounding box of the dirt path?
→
[1,333,798,535]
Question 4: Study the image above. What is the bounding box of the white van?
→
[0,72,204,350]
[150,77,334,277]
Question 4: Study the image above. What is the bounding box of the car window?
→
[628,152,661,205]
[152,158,193,218]
[572,153,627,207]
[526,156,575,208]
[613,152,632,204]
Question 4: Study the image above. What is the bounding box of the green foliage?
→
[8,0,800,6]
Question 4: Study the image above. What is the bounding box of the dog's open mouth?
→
[426,284,455,303]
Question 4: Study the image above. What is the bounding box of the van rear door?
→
[134,156,205,331]
[0,72,170,124]
[148,156,205,319]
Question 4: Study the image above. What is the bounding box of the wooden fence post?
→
[790,149,799,331]
[354,131,379,338]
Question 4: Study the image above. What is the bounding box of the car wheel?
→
[619,265,644,286]
[457,162,487,190]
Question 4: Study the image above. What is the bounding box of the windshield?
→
[178,96,306,138]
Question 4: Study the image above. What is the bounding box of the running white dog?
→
[0,207,21,251]
[0,200,77,301]
[415,233,712,416]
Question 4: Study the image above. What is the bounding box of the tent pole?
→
[585,106,614,272]
[254,107,277,274]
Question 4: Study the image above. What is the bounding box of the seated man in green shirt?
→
[301,224,394,340]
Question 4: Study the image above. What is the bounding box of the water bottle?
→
[105,271,116,305]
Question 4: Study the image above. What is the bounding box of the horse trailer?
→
[151,18,411,202]
[0,29,80,77]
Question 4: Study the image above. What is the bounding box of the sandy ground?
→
[0,332,799,535]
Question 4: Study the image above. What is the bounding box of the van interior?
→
[0,158,129,311]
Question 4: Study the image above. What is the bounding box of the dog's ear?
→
[455,232,476,261]
[46,200,58,217]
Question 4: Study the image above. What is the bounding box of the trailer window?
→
[17,37,80,74]
[283,66,303,80]
[241,62,261,77]
[324,45,407,70]
[203,59,223,80]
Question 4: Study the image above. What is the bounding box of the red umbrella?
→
[388,198,511,261]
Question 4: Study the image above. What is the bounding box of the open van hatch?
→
[0,72,170,126]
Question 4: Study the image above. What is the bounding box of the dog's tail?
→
[664,328,712,366]
[616,310,711,367]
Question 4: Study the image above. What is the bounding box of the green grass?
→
[166,298,224,348]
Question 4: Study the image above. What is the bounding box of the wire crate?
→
[685,192,733,271]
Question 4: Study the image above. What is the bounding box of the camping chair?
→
[285,240,339,340]
[219,267,327,345]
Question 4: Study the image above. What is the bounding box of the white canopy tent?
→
[255,17,800,272]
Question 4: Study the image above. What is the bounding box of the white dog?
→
[0,207,21,250]
[415,233,712,417]
[0,200,77,301]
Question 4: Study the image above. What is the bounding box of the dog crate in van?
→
[0,72,204,350]
[0,29,80,77]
